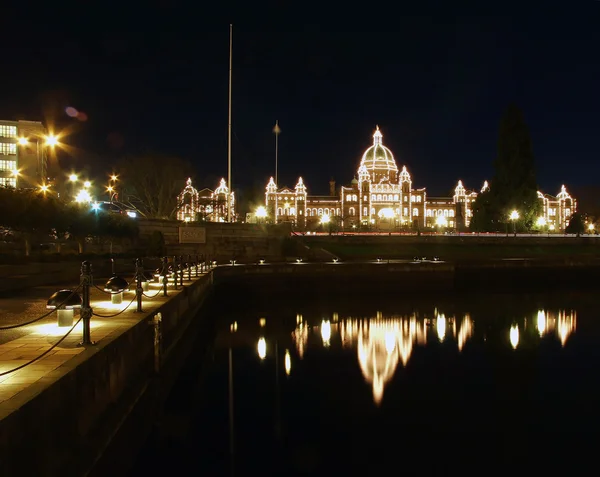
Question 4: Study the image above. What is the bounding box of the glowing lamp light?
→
[45,135,58,147]
[259,318,266,327]
[435,216,448,227]
[537,217,547,227]
[39,184,50,193]
[91,202,101,211]
[104,276,130,305]
[510,210,519,221]
[257,337,267,360]
[69,174,78,182]
[320,214,331,225]
[18,137,28,146]
[588,223,595,232]
[46,289,82,327]
[140,272,153,291]
[83,180,91,188]
[110,175,118,182]
[255,206,267,218]
[75,189,92,203]
[259,259,265,265]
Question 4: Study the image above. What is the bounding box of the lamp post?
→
[69,173,78,200]
[255,205,268,224]
[510,210,519,237]
[536,216,547,236]
[321,213,331,235]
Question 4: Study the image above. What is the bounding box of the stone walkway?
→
[0,273,204,411]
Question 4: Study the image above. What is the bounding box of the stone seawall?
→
[0,274,214,477]
[212,259,600,294]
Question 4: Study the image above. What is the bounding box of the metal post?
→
[172,256,178,289]
[187,254,192,281]
[80,261,94,346]
[195,254,199,277]
[179,255,184,286]
[135,258,143,313]
[162,256,169,297]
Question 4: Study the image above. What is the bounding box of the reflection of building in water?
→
[291,312,474,405]
[536,310,576,346]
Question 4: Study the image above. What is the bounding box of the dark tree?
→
[565,212,585,235]
[119,154,194,219]
[471,104,542,231]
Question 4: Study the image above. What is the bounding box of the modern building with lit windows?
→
[0,119,50,189]
[262,126,576,231]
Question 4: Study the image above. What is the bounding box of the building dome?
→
[359,126,398,183]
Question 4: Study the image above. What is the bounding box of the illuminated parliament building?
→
[262,126,576,231]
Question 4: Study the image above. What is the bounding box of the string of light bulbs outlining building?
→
[177,126,576,231]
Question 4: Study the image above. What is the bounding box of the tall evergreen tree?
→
[471,104,542,231]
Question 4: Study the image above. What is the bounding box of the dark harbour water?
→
[130,290,600,476]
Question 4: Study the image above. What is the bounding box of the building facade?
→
[0,119,48,189]
[262,126,576,231]
[176,177,235,222]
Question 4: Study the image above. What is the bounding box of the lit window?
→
[403,208,408,216]
[363,207,367,216]
[371,208,375,215]
[0,143,17,155]
[444,210,449,217]
[0,177,16,187]
[449,210,455,217]
[0,159,16,171]
[290,207,296,215]
[0,125,17,138]
[394,194,399,201]
[318,208,323,216]
[413,208,419,216]
[349,207,355,216]
[426,210,432,217]
[404,196,408,202]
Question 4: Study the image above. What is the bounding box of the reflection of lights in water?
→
[510,325,519,349]
[384,331,395,353]
[321,320,331,345]
[537,310,546,336]
[257,337,266,359]
[292,322,308,358]
[284,350,291,375]
[436,314,446,342]
[259,318,266,327]
[457,314,473,352]
[230,321,237,333]
[534,309,576,345]
[296,314,302,324]
[558,311,576,346]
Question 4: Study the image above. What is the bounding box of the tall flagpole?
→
[227,24,233,223]
[273,120,280,186]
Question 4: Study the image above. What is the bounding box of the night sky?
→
[4,4,600,200]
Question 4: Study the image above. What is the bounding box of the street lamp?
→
[509,210,519,236]
[588,223,595,234]
[435,215,447,233]
[83,180,91,188]
[255,205,267,223]
[321,213,331,235]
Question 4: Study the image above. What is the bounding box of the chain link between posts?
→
[92,294,137,318]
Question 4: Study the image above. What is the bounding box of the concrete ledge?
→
[0,274,213,477]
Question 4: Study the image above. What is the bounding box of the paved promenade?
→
[0,273,203,414]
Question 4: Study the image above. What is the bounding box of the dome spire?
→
[373,125,382,145]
